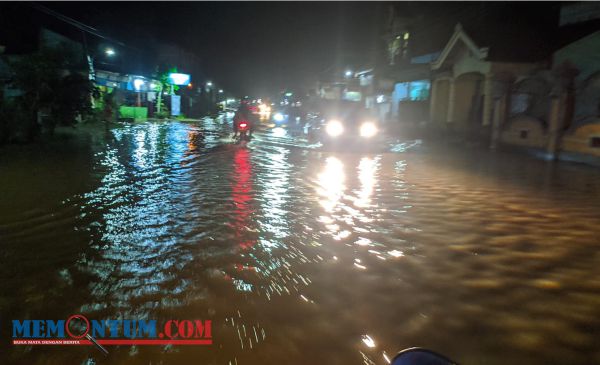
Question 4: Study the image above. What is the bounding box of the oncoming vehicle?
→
[308,100,382,149]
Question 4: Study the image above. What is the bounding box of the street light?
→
[133,78,144,91]
[218,89,223,93]
[345,70,353,78]
[105,48,116,56]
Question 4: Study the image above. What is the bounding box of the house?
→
[429,23,549,140]
[354,5,439,125]
[554,26,600,160]
[358,60,435,125]
[0,3,176,119]
[317,63,364,102]
[497,2,600,162]
[424,1,600,165]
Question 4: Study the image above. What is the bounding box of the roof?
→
[556,18,600,51]
[377,63,430,82]
[432,21,556,71]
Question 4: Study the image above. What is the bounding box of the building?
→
[422,2,600,164]
[552,4,600,161]
[429,22,552,141]
[355,4,441,125]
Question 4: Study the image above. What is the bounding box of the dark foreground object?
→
[392,348,457,365]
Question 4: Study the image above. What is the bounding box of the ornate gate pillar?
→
[446,78,455,125]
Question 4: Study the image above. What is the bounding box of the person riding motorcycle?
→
[233,100,255,138]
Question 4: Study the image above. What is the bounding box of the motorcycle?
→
[235,120,252,144]
[392,347,457,365]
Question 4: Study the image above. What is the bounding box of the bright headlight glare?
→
[274,113,285,122]
[326,120,344,137]
[360,122,377,138]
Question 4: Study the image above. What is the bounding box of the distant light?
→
[345,70,353,77]
[133,78,144,91]
[285,92,293,97]
[105,48,115,56]
[218,89,223,93]
[376,95,385,103]
[206,81,213,87]
[188,83,193,88]
[259,103,271,115]
[404,32,410,40]
[149,83,157,89]
[274,113,285,122]
[168,73,191,85]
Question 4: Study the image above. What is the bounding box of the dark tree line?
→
[0,44,96,144]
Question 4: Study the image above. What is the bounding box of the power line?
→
[27,2,139,52]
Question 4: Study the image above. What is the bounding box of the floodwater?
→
[2,118,600,365]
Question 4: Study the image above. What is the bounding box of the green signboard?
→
[119,106,148,121]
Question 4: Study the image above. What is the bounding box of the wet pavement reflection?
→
[2,117,600,364]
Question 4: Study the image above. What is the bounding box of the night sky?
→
[3,2,562,97]
[29,2,385,96]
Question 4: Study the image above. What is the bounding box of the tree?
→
[49,72,97,133]
[153,65,180,118]
[7,44,95,140]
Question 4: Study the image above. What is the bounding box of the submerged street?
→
[2,118,600,364]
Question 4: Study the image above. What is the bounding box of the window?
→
[520,130,529,139]
[409,80,431,101]
[510,94,531,115]
[590,137,600,148]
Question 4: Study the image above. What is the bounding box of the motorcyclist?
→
[233,100,255,137]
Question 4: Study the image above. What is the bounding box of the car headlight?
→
[360,122,377,138]
[274,113,285,122]
[326,120,344,137]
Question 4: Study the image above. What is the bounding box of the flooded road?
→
[2,118,600,365]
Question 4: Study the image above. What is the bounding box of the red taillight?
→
[239,123,248,128]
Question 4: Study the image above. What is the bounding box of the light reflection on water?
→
[2,120,600,364]
[317,156,346,213]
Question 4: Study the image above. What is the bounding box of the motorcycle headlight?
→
[326,120,344,137]
[360,122,377,138]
